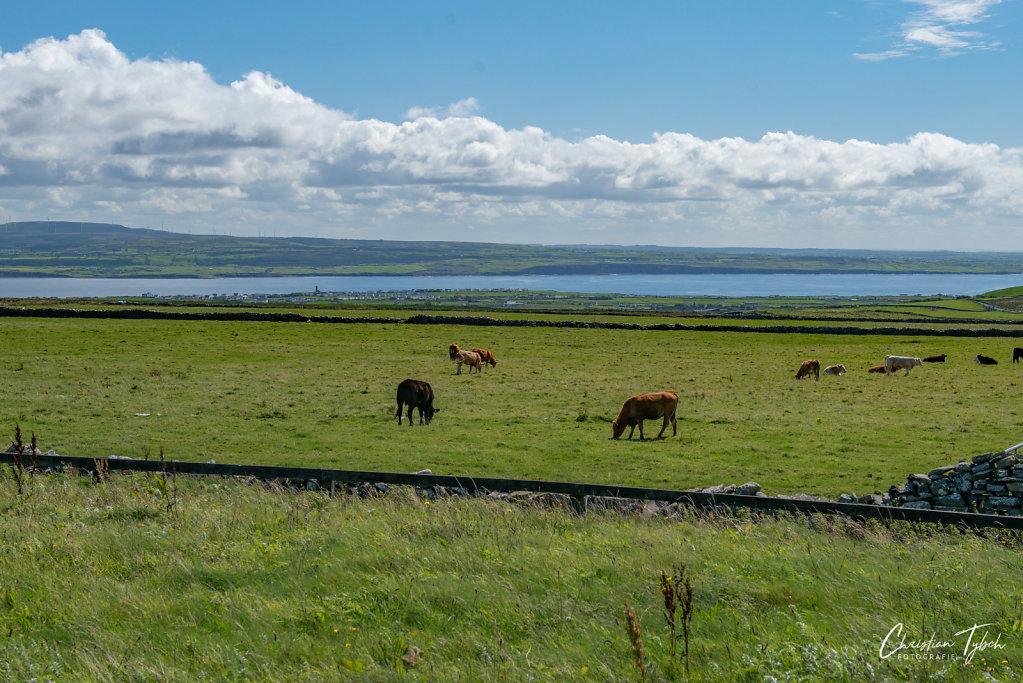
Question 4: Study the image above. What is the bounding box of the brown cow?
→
[794,359,820,381]
[395,379,438,426]
[472,348,498,368]
[923,354,947,363]
[448,343,462,361]
[868,365,887,373]
[612,391,678,440]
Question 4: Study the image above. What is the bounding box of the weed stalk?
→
[661,563,695,675]
[623,596,646,682]
[10,425,24,495]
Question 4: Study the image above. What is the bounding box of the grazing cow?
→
[448,343,462,361]
[823,364,847,376]
[612,391,678,440]
[1014,347,1023,363]
[922,354,947,363]
[395,379,438,426]
[868,365,887,373]
[975,354,998,365]
[472,348,498,368]
[455,350,483,374]
[794,359,820,381]
[885,355,923,376]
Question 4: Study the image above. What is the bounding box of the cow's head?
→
[424,406,440,424]
[611,420,626,439]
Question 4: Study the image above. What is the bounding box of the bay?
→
[2,272,1023,299]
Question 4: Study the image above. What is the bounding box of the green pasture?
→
[4,314,1023,497]
[1,473,1020,681]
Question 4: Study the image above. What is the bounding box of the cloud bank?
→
[1,30,1021,248]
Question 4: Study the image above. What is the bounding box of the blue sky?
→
[1,1,1021,248]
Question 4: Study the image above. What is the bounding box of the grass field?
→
[4,312,1023,498]
[4,308,1023,681]
[1,472,1020,681]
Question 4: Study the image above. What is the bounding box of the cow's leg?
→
[656,414,669,438]
[396,401,403,425]
[418,407,424,425]
[407,406,414,426]
[638,420,645,440]
[456,362,462,374]
[627,424,636,439]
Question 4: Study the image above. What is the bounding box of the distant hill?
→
[2,221,1023,278]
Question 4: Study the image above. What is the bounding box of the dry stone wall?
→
[4,306,1023,337]
[888,449,1023,515]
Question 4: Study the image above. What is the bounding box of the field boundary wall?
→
[3,451,1023,531]
[3,306,1023,337]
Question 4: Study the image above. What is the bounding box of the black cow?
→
[975,354,998,366]
[922,354,946,363]
[1013,347,1023,363]
[395,379,438,425]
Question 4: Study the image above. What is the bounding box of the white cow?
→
[823,364,847,376]
[885,355,923,376]
[455,350,483,375]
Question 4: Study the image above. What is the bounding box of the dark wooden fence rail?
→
[4,452,1023,531]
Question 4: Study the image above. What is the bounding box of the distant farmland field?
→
[3,313,1022,497]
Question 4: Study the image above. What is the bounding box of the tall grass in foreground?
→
[1,470,1021,681]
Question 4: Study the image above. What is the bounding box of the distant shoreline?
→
[3,268,1023,279]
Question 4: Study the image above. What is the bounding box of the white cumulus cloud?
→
[1,30,1022,248]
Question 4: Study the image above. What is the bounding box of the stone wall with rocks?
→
[887,449,1023,514]
[9,442,1023,518]
[5,306,1023,337]
[688,448,1023,516]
